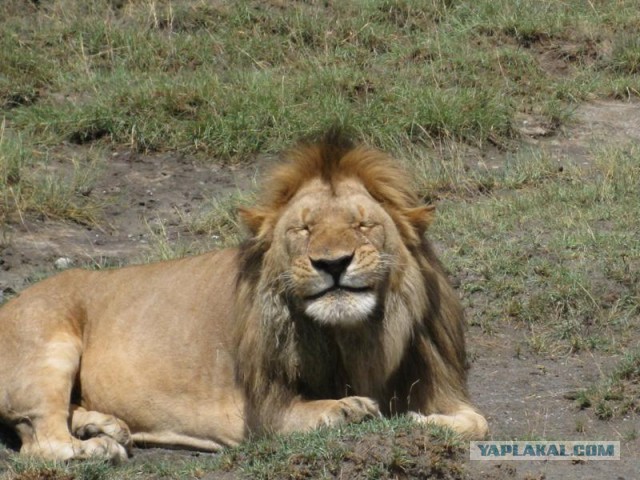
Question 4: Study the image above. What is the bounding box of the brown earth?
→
[1,101,639,479]
[0,150,259,295]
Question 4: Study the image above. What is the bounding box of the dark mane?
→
[262,130,421,211]
[233,132,472,436]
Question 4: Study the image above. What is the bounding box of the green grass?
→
[428,144,640,353]
[0,124,103,225]
[2,0,640,225]
[0,417,464,480]
[2,0,640,158]
[572,349,640,420]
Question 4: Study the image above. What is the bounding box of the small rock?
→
[54,257,73,270]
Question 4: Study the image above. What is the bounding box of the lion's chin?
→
[304,290,377,326]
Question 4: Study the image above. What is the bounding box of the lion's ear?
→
[404,204,436,234]
[238,207,270,237]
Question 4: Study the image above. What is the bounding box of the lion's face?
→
[271,178,401,326]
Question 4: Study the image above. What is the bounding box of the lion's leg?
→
[126,390,246,451]
[13,332,127,463]
[409,404,488,439]
[280,396,381,433]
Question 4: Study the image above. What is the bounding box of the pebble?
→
[54,257,73,270]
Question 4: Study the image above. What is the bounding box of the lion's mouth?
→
[303,284,378,325]
[305,285,373,301]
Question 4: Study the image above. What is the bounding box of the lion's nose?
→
[311,254,353,282]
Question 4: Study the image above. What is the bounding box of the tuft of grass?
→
[217,415,465,480]
[574,349,640,420]
[0,123,29,224]
[138,190,253,263]
[0,123,104,226]
[184,191,254,247]
[605,33,640,75]
[141,219,197,263]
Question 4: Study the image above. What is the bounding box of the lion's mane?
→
[233,131,469,434]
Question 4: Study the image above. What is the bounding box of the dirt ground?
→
[1,101,639,479]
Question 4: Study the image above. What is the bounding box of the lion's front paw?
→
[318,396,381,427]
[408,407,489,439]
[282,396,381,433]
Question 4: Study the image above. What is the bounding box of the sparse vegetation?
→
[574,349,640,420]
[428,144,640,353]
[2,0,640,225]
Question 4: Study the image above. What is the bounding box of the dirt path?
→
[1,101,639,479]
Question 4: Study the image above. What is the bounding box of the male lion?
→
[0,132,487,462]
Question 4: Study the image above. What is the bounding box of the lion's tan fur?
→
[0,132,486,462]
[234,132,484,436]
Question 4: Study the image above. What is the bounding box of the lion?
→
[0,131,487,462]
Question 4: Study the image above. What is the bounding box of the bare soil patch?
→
[524,100,640,165]
[1,150,257,294]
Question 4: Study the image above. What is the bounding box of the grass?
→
[572,349,640,420]
[2,0,640,225]
[181,191,254,245]
[135,189,253,262]
[0,417,464,480]
[427,143,640,353]
[1,0,640,156]
[0,123,103,225]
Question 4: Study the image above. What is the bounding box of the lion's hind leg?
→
[9,329,127,463]
[19,417,128,464]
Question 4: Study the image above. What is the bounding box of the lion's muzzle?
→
[302,252,378,326]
